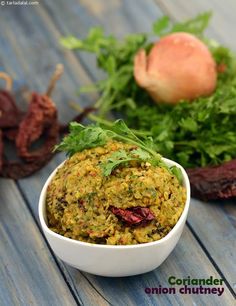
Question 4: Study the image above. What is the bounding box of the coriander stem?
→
[90,113,151,137]
[70,102,151,137]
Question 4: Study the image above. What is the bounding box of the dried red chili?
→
[0,93,59,179]
[0,66,64,180]
[110,206,155,226]
[16,92,58,161]
[0,90,95,179]
[187,159,236,200]
[0,67,98,180]
[131,207,155,221]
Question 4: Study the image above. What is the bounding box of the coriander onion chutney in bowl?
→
[39,120,191,277]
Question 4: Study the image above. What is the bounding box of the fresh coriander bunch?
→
[126,43,236,168]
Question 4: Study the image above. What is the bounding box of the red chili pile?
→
[0,89,59,179]
[0,67,95,180]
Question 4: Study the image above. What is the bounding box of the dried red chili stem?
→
[46,64,64,97]
[187,159,236,200]
[0,72,13,91]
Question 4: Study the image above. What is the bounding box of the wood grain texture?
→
[188,199,236,287]
[84,227,235,306]
[0,0,235,305]
[155,0,236,50]
[0,179,77,306]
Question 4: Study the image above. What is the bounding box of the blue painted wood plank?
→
[0,179,77,306]
[156,0,236,50]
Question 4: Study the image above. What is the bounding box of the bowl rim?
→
[38,157,191,249]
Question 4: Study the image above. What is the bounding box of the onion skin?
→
[134,32,217,104]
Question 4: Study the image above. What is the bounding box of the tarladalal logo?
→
[0,1,39,6]
[145,276,224,297]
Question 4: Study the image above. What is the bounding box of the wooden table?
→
[0,1,235,305]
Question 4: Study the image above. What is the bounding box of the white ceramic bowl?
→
[39,158,190,277]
